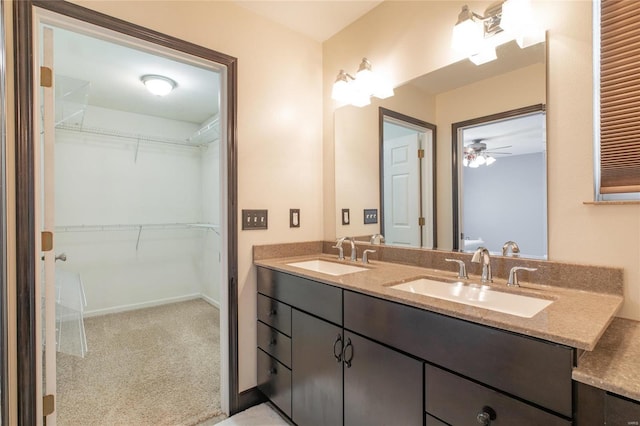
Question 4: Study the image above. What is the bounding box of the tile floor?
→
[212,403,291,425]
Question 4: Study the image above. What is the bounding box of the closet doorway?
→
[34,7,232,425]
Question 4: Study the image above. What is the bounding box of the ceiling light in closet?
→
[141,75,177,96]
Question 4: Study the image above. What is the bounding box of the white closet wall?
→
[199,140,221,306]
[55,105,221,315]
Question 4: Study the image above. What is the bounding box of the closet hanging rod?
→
[55,223,220,233]
[55,124,208,148]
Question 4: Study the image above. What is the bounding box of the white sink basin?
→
[287,259,368,276]
[390,278,552,318]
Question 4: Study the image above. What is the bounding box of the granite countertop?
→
[573,318,640,401]
[254,253,623,351]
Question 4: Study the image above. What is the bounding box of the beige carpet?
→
[57,299,223,425]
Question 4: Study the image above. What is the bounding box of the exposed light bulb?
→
[452,6,484,56]
[331,59,394,107]
[331,70,353,104]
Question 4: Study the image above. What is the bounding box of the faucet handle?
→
[370,234,385,245]
[332,239,346,260]
[362,249,376,264]
[507,266,537,287]
[445,258,468,279]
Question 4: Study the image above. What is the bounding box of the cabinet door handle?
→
[333,334,343,362]
[269,337,277,346]
[268,367,277,376]
[343,338,353,368]
[476,406,497,425]
[268,308,277,317]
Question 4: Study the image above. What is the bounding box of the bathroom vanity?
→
[254,247,624,426]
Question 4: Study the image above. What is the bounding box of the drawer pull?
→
[268,367,277,376]
[333,334,343,362]
[343,338,354,368]
[476,406,497,425]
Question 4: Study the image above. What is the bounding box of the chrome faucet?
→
[346,237,357,262]
[445,258,468,279]
[332,237,346,260]
[502,240,520,257]
[471,247,492,283]
[362,249,376,264]
[507,266,537,287]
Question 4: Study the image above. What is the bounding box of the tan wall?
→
[42,0,323,393]
[323,0,640,320]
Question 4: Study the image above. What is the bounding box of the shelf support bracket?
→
[136,225,143,251]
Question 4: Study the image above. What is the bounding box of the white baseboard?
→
[84,293,202,317]
[201,294,221,309]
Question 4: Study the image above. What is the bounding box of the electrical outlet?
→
[341,209,350,225]
[364,208,378,224]
[290,209,300,228]
[242,209,268,230]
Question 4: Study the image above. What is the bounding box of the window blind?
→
[600,0,640,194]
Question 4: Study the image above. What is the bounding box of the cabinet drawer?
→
[257,267,342,325]
[257,349,292,418]
[344,290,573,417]
[257,293,292,336]
[257,320,292,368]
[425,413,449,426]
[425,364,571,426]
[606,393,640,425]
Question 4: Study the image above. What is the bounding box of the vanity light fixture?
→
[452,0,544,66]
[331,58,394,107]
[141,74,177,97]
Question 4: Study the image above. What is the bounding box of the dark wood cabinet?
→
[575,382,640,426]
[606,393,640,425]
[344,289,573,417]
[291,309,343,426]
[343,331,423,426]
[257,348,292,417]
[256,266,593,426]
[425,364,571,425]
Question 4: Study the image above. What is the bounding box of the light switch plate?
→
[242,209,268,230]
[342,209,350,225]
[290,209,300,228]
[364,208,378,224]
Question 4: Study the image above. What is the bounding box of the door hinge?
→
[43,394,55,416]
[40,66,53,88]
[418,217,425,226]
[41,231,53,252]
[418,149,425,158]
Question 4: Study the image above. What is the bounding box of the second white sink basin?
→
[390,278,553,318]
[287,259,368,276]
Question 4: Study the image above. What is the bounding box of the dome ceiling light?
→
[141,74,177,97]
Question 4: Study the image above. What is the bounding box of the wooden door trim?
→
[13,0,240,421]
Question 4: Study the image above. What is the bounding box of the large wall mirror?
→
[334,38,547,258]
